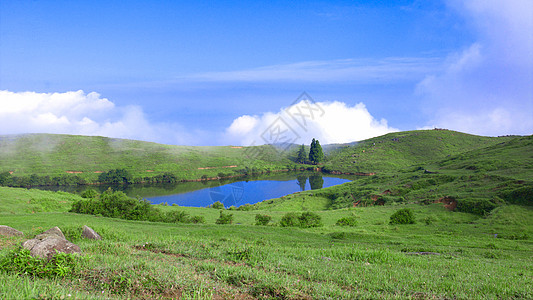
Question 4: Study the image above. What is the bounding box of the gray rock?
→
[35,226,65,240]
[82,225,101,240]
[22,227,80,259]
[0,225,24,237]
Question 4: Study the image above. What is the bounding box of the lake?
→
[33,172,353,208]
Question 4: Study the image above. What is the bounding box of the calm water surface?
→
[147,173,350,207]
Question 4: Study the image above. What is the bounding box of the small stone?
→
[82,225,101,240]
[0,225,24,237]
[36,226,65,240]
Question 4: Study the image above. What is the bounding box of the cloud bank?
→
[0,90,197,145]
[417,0,533,136]
[226,100,398,146]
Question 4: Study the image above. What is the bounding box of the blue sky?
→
[1,1,531,145]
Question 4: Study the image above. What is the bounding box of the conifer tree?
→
[296,144,307,163]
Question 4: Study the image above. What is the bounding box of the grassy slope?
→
[0,134,294,181]
[323,130,515,174]
[252,132,533,211]
[0,187,532,299]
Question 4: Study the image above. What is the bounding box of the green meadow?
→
[0,130,532,299]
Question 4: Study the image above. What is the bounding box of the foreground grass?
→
[1,195,532,299]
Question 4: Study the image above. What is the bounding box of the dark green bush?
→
[456,198,498,216]
[81,189,99,199]
[336,216,357,227]
[279,212,322,228]
[70,188,160,221]
[190,215,205,224]
[210,201,225,209]
[255,214,272,226]
[389,208,416,224]
[298,212,323,228]
[215,210,234,224]
[279,213,300,227]
[164,210,190,223]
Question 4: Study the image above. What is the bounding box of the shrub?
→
[81,189,99,199]
[279,213,300,227]
[210,201,225,209]
[70,188,160,221]
[390,208,416,224]
[237,204,254,211]
[190,215,205,224]
[298,212,323,228]
[336,216,357,227]
[164,210,190,223]
[255,214,272,226]
[215,210,233,224]
[456,198,498,216]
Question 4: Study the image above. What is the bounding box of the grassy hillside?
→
[0,187,532,299]
[0,134,296,182]
[323,130,516,174]
[254,133,533,211]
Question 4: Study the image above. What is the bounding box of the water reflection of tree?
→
[296,175,308,191]
[309,174,324,190]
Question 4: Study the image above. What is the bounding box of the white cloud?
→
[0,90,198,145]
[417,0,533,136]
[225,100,398,146]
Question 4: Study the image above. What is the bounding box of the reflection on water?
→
[32,172,353,208]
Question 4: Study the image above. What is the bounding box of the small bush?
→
[456,198,498,216]
[81,189,99,199]
[336,216,357,227]
[190,215,205,224]
[298,212,323,228]
[279,213,300,227]
[255,214,272,226]
[210,201,225,209]
[423,216,436,225]
[164,210,190,223]
[237,204,254,211]
[390,208,416,225]
[215,210,233,224]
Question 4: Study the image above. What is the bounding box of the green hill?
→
[323,129,517,174]
[0,134,295,183]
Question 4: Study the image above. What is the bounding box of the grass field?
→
[0,186,532,299]
[1,130,532,299]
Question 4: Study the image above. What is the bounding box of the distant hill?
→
[323,130,519,174]
[0,134,294,182]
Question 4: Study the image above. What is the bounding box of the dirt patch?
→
[146,170,154,172]
[66,171,83,174]
[93,171,104,173]
[381,189,392,195]
[230,146,243,149]
[436,197,457,211]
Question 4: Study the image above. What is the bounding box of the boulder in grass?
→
[35,226,65,240]
[0,225,24,237]
[82,225,101,240]
[22,226,80,260]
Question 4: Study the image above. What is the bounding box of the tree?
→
[309,138,324,164]
[296,144,307,163]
